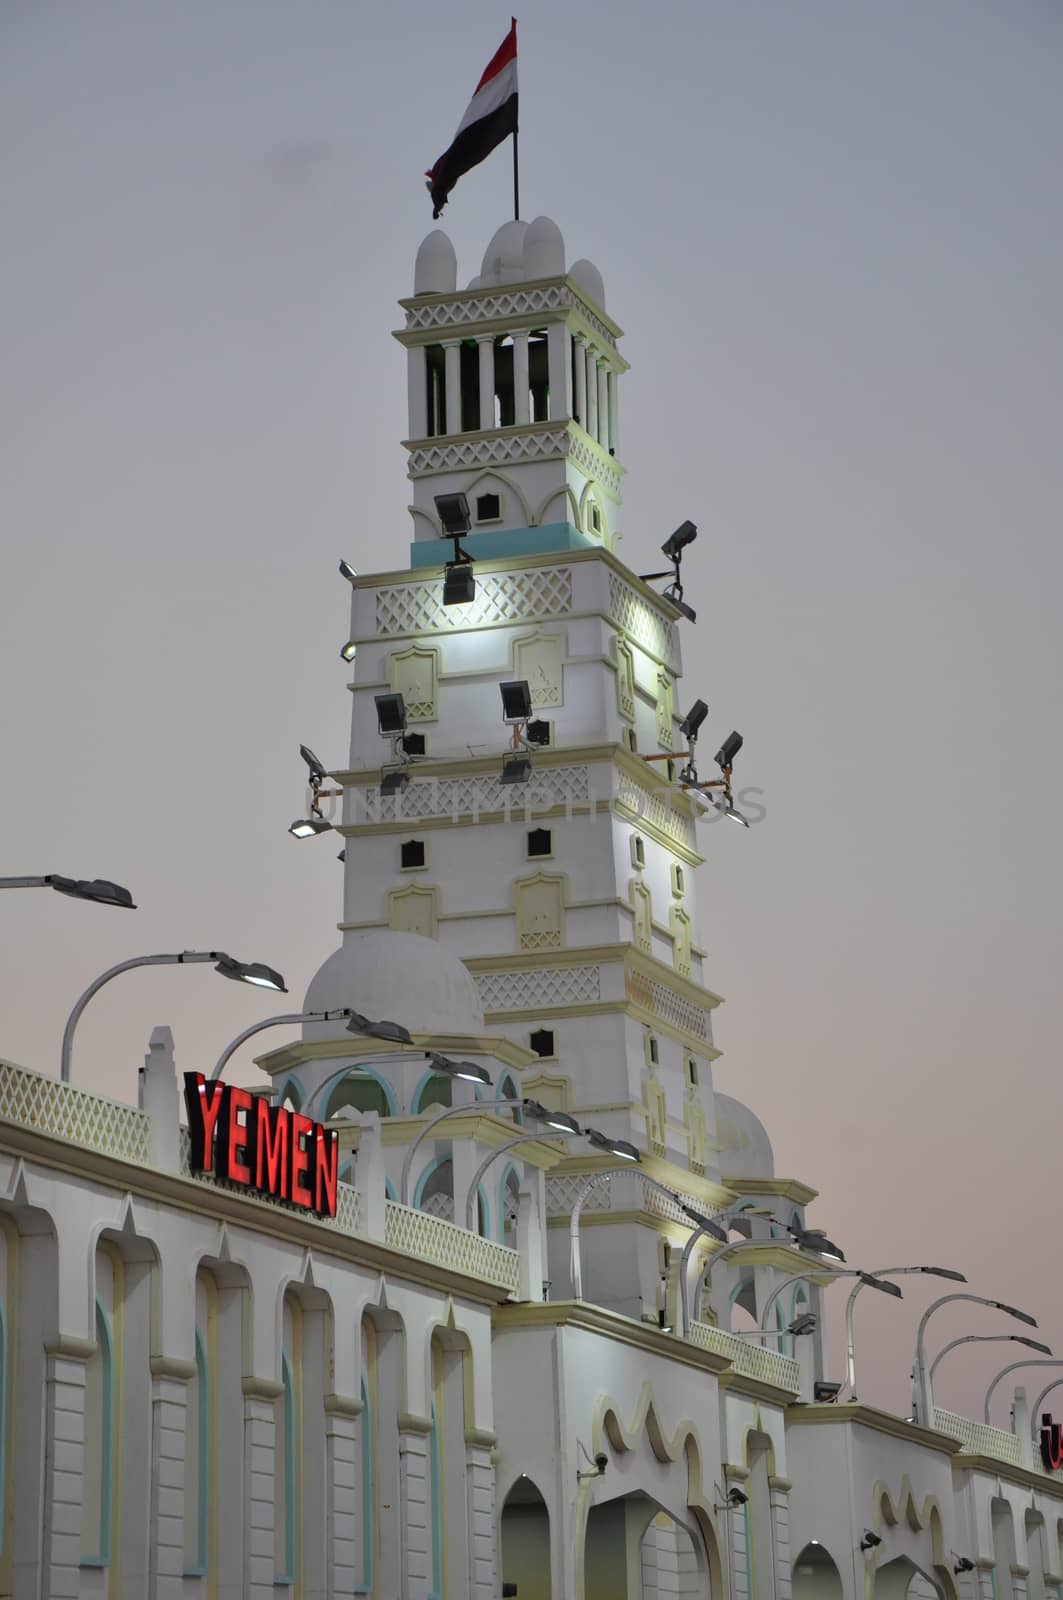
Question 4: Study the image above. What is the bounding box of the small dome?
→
[714,1092,775,1181]
[522,215,565,279]
[480,220,529,286]
[414,229,457,295]
[569,257,606,310]
[303,931,485,1041]
[465,274,482,290]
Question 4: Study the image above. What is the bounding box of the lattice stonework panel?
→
[362,765,591,824]
[626,972,710,1040]
[607,573,679,669]
[476,965,602,1013]
[389,645,438,721]
[687,1322,800,1394]
[616,773,696,853]
[409,429,570,476]
[375,567,573,637]
[0,1060,152,1165]
[404,284,617,354]
[384,1200,520,1292]
[546,1174,613,1216]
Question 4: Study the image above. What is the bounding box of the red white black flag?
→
[426,20,518,219]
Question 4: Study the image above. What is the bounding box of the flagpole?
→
[512,127,520,221]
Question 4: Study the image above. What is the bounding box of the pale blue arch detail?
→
[413,1155,453,1213]
[81,1301,113,1567]
[277,1073,302,1111]
[325,1065,397,1118]
[183,1331,210,1576]
[411,1068,451,1115]
[497,1162,522,1245]
[358,1375,373,1593]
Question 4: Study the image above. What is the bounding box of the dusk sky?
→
[3,0,1061,1421]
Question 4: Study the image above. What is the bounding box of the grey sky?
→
[3,0,1061,1420]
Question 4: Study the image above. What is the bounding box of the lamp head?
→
[714,730,744,770]
[679,1203,728,1243]
[442,563,476,606]
[375,693,407,736]
[435,492,471,537]
[661,520,697,560]
[500,680,533,723]
[994,1300,1038,1328]
[679,700,709,741]
[288,817,332,839]
[300,744,327,783]
[340,639,358,663]
[524,1099,581,1135]
[380,769,410,795]
[214,956,287,993]
[46,875,136,909]
[500,755,531,786]
[586,1128,641,1162]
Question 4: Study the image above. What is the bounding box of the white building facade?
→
[2,217,1062,1600]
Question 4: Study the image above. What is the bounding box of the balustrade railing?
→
[385,1199,520,1294]
[0,1058,151,1165]
[934,1408,1023,1465]
[687,1319,801,1393]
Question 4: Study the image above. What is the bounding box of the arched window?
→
[280,1077,302,1113]
[184,1330,209,1573]
[82,1300,114,1566]
[497,1073,522,1123]
[414,1072,453,1113]
[275,1351,296,1583]
[326,1071,393,1119]
[500,1166,521,1246]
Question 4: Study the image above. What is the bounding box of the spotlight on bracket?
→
[375,694,407,736]
[641,520,699,622]
[380,769,410,795]
[500,755,531,786]
[714,730,744,772]
[500,680,533,723]
[300,745,327,784]
[443,563,476,606]
[340,639,357,663]
[814,1381,843,1403]
[679,700,709,742]
[290,744,341,841]
[339,559,358,583]
[436,493,476,606]
[289,816,332,839]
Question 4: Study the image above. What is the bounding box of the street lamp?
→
[211,1009,361,1081]
[984,1359,1063,1426]
[759,1269,902,1342]
[911,1294,1039,1426]
[60,950,287,1084]
[462,1119,581,1231]
[569,1168,714,1302]
[1030,1376,1063,1436]
[842,1266,967,1399]
[929,1334,1051,1386]
[1,875,136,908]
[398,1075,524,1204]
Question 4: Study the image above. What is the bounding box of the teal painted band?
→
[429,1403,443,1594]
[409,522,595,568]
[360,1376,373,1590]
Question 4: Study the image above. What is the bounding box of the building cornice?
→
[719,1371,803,1407]
[724,1177,820,1206]
[785,1402,961,1457]
[492,1299,732,1376]
[394,272,626,350]
[253,1033,536,1076]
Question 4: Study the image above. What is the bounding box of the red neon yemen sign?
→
[1042,1414,1063,1473]
[183,1073,339,1219]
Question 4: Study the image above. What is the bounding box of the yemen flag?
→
[426,20,518,219]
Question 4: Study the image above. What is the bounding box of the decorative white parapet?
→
[934,1408,1024,1466]
[687,1319,801,1395]
[384,1200,520,1295]
[0,1057,152,1164]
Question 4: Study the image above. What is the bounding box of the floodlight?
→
[300,744,327,783]
[793,1227,845,1263]
[340,640,357,662]
[401,733,426,758]
[679,1203,728,1243]
[429,1051,492,1087]
[46,876,136,909]
[347,1011,413,1045]
[443,563,476,606]
[435,492,471,536]
[288,817,332,839]
[375,693,407,735]
[859,1272,904,1299]
[993,1300,1038,1328]
[501,756,531,785]
[339,559,358,582]
[586,1128,641,1162]
[788,1313,818,1336]
[524,1099,581,1135]
[814,1381,842,1403]
[859,1531,882,1552]
[714,730,744,770]
[500,680,532,722]
[661,520,697,560]
[214,956,287,993]
[381,769,410,795]
[717,801,750,829]
[679,700,709,741]
[666,591,697,624]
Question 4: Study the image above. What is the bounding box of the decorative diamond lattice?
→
[519,929,562,951]
[546,1174,613,1216]
[404,285,618,354]
[409,429,568,475]
[0,1060,151,1165]
[476,966,602,1013]
[608,574,679,669]
[375,567,573,638]
[933,1410,1024,1466]
[564,431,623,497]
[687,1320,801,1394]
[384,1199,520,1292]
[650,981,708,1038]
[616,772,696,853]
[362,765,590,826]
[422,1190,454,1222]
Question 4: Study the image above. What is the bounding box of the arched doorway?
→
[584,1492,704,1599]
[501,1475,551,1599]
[792,1541,843,1599]
[873,1555,944,1598]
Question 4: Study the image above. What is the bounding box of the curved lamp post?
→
[1,875,135,908]
[930,1334,1050,1387]
[1031,1376,1063,1436]
[912,1294,1038,1426]
[759,1268,902,1342]
[677,1212,844,1340]
[398,1082,522,1204]
[463,1111,581,1231]
[984,1359,1063,1426]
[210,1007,417,1084]
[61,950,286,1084]
[570,1167,729,1302]
[842,1266,967,1399]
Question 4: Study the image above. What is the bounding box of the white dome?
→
[522,215,565,279]
[414,229,457,295]
[714,1092,775,1181]
[569,257,606,310]
[303,931,484,1040]
[480,220,529,286]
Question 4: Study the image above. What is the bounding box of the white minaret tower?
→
[285,217,743,1328]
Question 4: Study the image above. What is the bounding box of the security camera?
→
[859,1530,882,1552]
[953,1555,974,1575]
[728,1487,748,1507]
[594,1453,608,1473]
